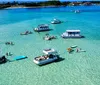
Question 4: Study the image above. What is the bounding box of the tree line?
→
[0,1,100,9]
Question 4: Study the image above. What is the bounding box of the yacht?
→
[34,24,51,32]
[33,54,59,65]
[51,19,61,24]
[33,48,58,65]
[61,30,83,38]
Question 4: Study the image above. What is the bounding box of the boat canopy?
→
[66,30,80,33]
[38,24,49,28]
[43,48,57,55]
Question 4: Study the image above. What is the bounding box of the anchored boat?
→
[33,54,59,65]
[34,24,51,32]
[33,48,59,65]
[51,19,62,24]
[61,30,84,38]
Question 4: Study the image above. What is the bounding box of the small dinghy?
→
[14,56,27,60]
[80,50,86,52]
[71,45,77,48]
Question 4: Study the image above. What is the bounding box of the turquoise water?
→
[0,6,100,85]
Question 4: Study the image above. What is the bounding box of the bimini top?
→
[43,48,57,55]
[66,30,80,32]
[53,18,60,21]
[38,24,49,28]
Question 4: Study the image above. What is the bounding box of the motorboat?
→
[33,54,59,65]
[61,30,83,38]
[51,19,61,24]
[43,48,57,55]
[34,24,51,32]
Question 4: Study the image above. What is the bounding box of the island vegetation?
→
[0,1,100,9]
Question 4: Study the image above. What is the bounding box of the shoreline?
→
[4,4,100,10]
[5,5,66,9]
[1,1,100,10]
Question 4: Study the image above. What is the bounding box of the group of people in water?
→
[3,30,32,59]
[43,33,57,40]
[20,30,33,35]
[67,46,86,53]
[5,41,14,45]
[4,42,14,57]
[35,55,49,61]
[6,52,13,56]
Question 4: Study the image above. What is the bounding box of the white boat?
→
[61,30,84,38]
[71,45,77,48]
[51,19,61,24]
[74,10,80,13]
[33,54,59,65]
[80,50,86,52]
[43,48,57,55]
[34,24,51,32]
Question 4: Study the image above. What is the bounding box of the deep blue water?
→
[0,5,100,25]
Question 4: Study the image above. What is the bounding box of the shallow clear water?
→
[0,6,100,85]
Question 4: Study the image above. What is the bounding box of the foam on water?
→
[0,6,100,85]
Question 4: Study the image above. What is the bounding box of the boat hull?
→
[33,57,58,65]
[34,29,51,32]
[51,22,61,24]
[61,35,84,38]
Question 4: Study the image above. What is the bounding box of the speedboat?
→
[61,30,83,38]
[51,19,61,24]
[43,48,57,55]
[33,54,59,65]
[34,24,51,32]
